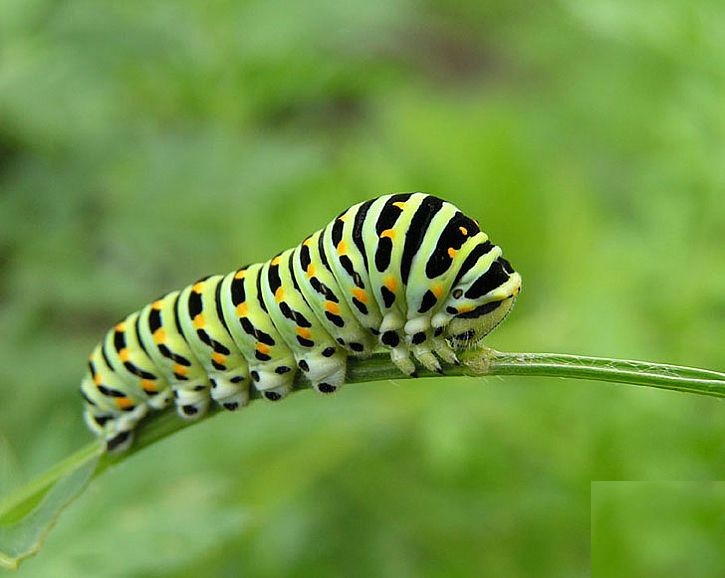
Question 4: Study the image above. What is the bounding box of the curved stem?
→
[1,348,724,570]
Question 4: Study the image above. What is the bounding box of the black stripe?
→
[375,193,410,234]
[318,227,331,269]
[231,272,246,305]
[100,343,113,369]
[465,259,509,299]
[148,307,162,332]
[113,329,126,351]
[457,299,503,319]
[451,240,494,287]
[425,211,474,279]
[188,287,203,317]
[351,200,374,271]
[331,215,345,246]
[256,270,268,313]
[135,315,151,357]
[172,293,185,335]
[214,277,231,333]
[401,195,444,284]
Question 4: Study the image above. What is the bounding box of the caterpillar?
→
[81,193,522,451]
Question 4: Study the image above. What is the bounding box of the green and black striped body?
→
[81,193,522,451]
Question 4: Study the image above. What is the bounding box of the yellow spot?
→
[93,374,101,385]
[338,214,348,223]
[257,343,270,355]
[153,329,166,344]
[236,302,248,316]
[337,240,347,255]
[274,287,284,302]
[119,348,130,362]
[297,327,311,339]
[325,302,340,315]
[174,364,187,376]
[234,269,246,279]
[458,306,472,314]
[447,247,457,259]
[271,256,281,266]
[459,226,468,236]
[303,237,314,247]
[432,284,444,298]
[116,397,133,410]
[306,264,315,278]
[192,281,204,293]
[152,300,163,310]
[141,379,156,392]
[115,322,125,332]
[380,229,395,239]
[392,201,406,209]
[352,287,367,302]
[193,314,205,329]
[212,352,226,365]
[384,276,397,292]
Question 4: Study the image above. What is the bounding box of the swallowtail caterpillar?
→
[81,193,522,451]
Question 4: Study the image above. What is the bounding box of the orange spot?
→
[152,300,163,310]
[303,237,314,247]
[392,201,406,209]
[153,329,166,344]
[432,284,444,298]
[115,322,125,332]
[352,287,367,302]
[212,352,226,365]
[236,303,248,316]
[447,247,457,259]
[141,379,156,392]
[193,314,205,329]
[458,306,472,314]
[306,264,315,278]
[337,240,347,255]
[119,348,130,362]
[116,397,134,410]
[174,364,187,376]
[325,302,340,315]
[93,374,101,385]
[297,327,311,339]
[257,343,270,355]
[384,276,397,292]
[380,229,395,239]
[234,269,246,279]
[192,281,204,293]
[338,214,348,223]
[459,226,468,236]
[274,287,284,302]
[271,256,281,266]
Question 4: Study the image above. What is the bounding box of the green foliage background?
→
[0,1,723,576]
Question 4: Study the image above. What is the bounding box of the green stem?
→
[1,348,723,562]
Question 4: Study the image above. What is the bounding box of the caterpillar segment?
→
[81,193,522,451]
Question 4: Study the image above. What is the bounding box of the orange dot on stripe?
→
[447,247,457,259]
[153,329,166,344]
[432,284,444,298]
[459,226,468,236]
[274,287,284,302]
[352,287,367,302]
[116,397,134,409]
[234,269,246,279]
[174,364,188,376]
[115,322,125,332]
[141,379,156,392]
[212,352,226,364]
[152,300,163,310]
[392,201,406,209]
[119,348,130,362]
[384,276,397,292]
[192,282,204,293]
[193,314,205,329]
[380,229,395,239]
[337,240,347,255]
[236,303,248,316]
[297,327,311,339]
[257,343,270,355]
[306,264,315,278]
[325,302,340,315]
[271,256,281,266]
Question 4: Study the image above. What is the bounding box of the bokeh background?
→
[1,1,723,576]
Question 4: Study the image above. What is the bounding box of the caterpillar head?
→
[435,249,522,349]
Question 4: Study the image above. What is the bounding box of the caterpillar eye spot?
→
[80,193,519,450]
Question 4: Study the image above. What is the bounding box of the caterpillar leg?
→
[297,348,347,394]
[172,380,212,419]
[208,371,250,411]
[250,364,295,401]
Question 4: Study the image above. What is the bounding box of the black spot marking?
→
[256,330,275,347]
[325,311,345,327]
[352,297,368,315]
[93,415,110,426]
[188,289,203,317]
[434,327,444,337]
[298,360,310,372]
[401,195,444,284]
[230,375,246,383]
[107,431,131,451]
[255,350,272,361]
[98,385,125,398]
[465,260,509,300]
[381,331,400,347]
[331,215,345,246]
[212,360,226,371]
[240,317,257,337]
[275,366,291,374]
[300,243,312,270]
[182,405,198,416]
[209,378,217,388]
[380,285,396,308]
[418,290,438,314]
[457,299,503,319]
[318,382,336,393]
[412,332,426,345]
[250,370,260,382]
[113,329,126,351]
[297,335,314,347]
[148,308,162,332]
[265,391,282,401]
[336,338,346,346]
[375,236,393,272]
[322,346,336,357]
[194,384,206,391]
[446,306,458,315]
[231,272,247,305]
[223,402,239,411]
[349,341,364,352]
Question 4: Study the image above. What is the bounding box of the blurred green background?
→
[1,0,723,576]
[592,482,725,577]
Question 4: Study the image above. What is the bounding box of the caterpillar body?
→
[81,193,522,451]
